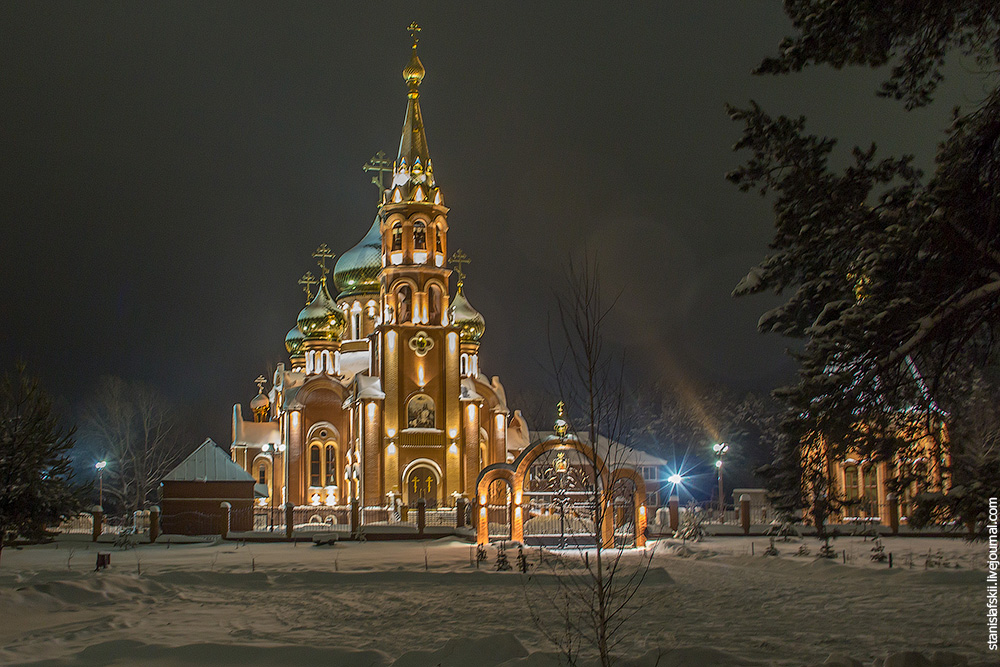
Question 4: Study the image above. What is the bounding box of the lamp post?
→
[712,443,729,521]
[94,460,107,507]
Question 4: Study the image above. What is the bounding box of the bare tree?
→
[524,256,658,666]
[81,377,185,515]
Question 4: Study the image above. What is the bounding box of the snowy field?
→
[0,534,990,666]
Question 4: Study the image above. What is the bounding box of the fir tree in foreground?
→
[0,364,85,564]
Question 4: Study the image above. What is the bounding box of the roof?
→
[163,438,255,483]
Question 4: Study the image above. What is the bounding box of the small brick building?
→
[161,438,256,535]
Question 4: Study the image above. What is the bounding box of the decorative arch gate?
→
[475,436,646,548]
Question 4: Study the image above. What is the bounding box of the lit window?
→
[310,445,321,487]
[391,223,402,251]
[414,221,426,250]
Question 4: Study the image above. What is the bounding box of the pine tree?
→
[729,1,1000,528]
[516,546,531,574]
[0,364,85,564]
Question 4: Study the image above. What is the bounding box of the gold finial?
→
[554,401,569,437]
[312,243,335,283]
[363,150,393,199]
[407,22,421,49]
[298,271,317,303]
[449,249,470,288]
[254,375,267,393]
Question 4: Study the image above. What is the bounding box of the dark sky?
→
[1,3,967,444]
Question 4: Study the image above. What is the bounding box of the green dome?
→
[297,281,347,341]
[334,216,383,298]
[449,285,486,343]
[285,325,305,355]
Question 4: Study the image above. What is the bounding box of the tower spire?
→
[393,22,434,197]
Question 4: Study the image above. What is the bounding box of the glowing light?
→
[262,443,271,453]
[639,505,646,517]
[414,185,425,201]
[417,365,425,387]
[448,443,458,454]
[435,254,444,267]
[448,428,457,438]
[95,461,107,471]
[291,412,300,429]
[668,473,683,485]
[387,428,396,438]
[392,187,402,203]
[514,506,522,519]
[467,404,476,420]
[278,444,286,453]
[496,414,504,429]
[715,460,722,468]
[390,251,403,265]
[447,332,457,353]
[414,251,427,263]
[387,443,397,455]
[387,331,397,349]
[367,402,377,420]
[479,495,486,505]
[480,506,486,517]
[515,492,522,505]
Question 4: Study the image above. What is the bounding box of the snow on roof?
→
[232,409,280,448]
[341,349,371,380]
[356,375,385,400]
[527,430,669,467]
[163,438,255,483]
[460,377,482,400]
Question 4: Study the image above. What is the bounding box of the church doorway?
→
[406,465,438,508]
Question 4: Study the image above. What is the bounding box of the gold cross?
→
[448,249,471,283]
[363,150,393,198]
[298,271,317,303]
[254,375,267,393]
[313,244,335,281]
[407,22,421,48]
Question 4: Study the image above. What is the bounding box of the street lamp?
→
[712,443,729,520]
[95,460,107,507]
[667,473,683,486]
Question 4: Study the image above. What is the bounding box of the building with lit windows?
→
[226,33,525,513]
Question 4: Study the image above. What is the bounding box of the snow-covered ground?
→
[0,534,990,666]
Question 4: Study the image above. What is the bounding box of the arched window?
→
[397,285,412,324]
[391,223,403,251]
[844,464,859,500]
[325,445,336,486]
[428,284,442,325]
[407,393,435,428]
[413,221,426,250]
[352,312,361,339]
[460,353,468,375]
[862,465,879,503]
[258,464,267,486]
[435,227,443,253]
[310,445,321,487]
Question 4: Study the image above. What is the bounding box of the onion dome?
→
[403,50,425,90]
[250,391,270,422]
[285,325,305,355]
[448,282,486,343]
[333,216,382,298]
[296,280,347,341]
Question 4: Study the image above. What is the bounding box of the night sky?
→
[2,3,966,445]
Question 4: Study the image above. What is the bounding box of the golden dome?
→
[403,51,425,90]
[448,284,485,343]
[296,280,346,341]
[250,391,270,412]
[333,216,382,298]
[285,325,305,354]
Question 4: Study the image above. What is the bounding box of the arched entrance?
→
[404,462,439,508]
[486,478,512,540]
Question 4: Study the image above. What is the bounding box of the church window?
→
[352,312,361,339]
[862,465,879,505]
[397,285,412,323]
[258,464,267,486]
[428,284,442,325]
[407,394,435,428]
[460,353,468,375]
[391,223,402,251]
[413,221,426,250]
[310,445,321,487]
[435,228,443,253]
[844,464,859,500]
[325,445,336,486]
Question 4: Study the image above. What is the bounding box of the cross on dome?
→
[312,244,335,282]
[449,249,471,287]
[298,271,317,303]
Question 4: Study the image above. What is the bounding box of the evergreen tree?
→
[728,2,1000,526]
[0,364,84,564]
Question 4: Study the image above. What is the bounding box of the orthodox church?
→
[227,30,531,511]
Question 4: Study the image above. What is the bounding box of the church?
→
[226,28,530,513]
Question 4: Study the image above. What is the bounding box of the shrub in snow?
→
[766,514,801,541]
[494,542,512,571]
[114,528,139,551]
[762,537,779,557]
[673,503,707,542]
[870,537,887,562]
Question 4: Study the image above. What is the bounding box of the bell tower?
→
[373,24,462,506]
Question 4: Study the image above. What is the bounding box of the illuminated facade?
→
[229,34,522,511]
